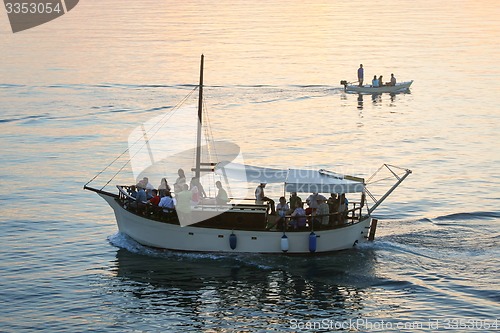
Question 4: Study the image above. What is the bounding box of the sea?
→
[0,0,499,332]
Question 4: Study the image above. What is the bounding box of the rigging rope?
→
[84,86,199,190]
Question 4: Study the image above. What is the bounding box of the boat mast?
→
[195,54,204,179]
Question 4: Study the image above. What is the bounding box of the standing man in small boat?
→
[357,64,364,86]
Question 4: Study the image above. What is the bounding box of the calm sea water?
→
[1,1,499,332]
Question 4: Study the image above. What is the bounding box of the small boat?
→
[341,80,413,94]
[85,55,412,254]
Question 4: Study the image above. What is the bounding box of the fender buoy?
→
[309,231,317,253]
[281,234,289,252]
[229,233,237,250]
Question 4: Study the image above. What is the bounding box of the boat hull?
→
[345,80,413,94]
[99,193,372,254]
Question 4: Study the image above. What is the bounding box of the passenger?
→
[357,64,364,86]
[147,189,160,206]
[215,181,229,205]
[378,75,384,87]
[255,183,276,214]
[142,177,155,191]
[390,73,396,86]
[146,188,154,200]
[290,200,307,230]
[158,178,171,197]
[316,197,330,227]
[327,193,338,208]
[127,185,137,198]
[135,182,147,203]
[175,184,192,225]
[306,193,325,213]
[288,192,302,212]
[131,182,147,213]
[174,168,186,193]
[327,193,340,224]
[274,196,290,230]
[190,177,207,204]
[159,191,176,212]
[372,75,379,87]
[338,193,348,224]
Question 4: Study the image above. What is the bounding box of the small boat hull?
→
[99,192,372,254]
[345,80,413,94]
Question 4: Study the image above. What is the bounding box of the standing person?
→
[174,168,186,193]
[175,184,192,226]
[328,193,340,225]
[390,73,396,86]
[255,183,275,214]
[288,192,302,212]
[357,64,364,86]
[316,197,330,227]
[306,193,321,213]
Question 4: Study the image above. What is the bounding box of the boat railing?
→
[116,185,365,231]
[281,203,364,230]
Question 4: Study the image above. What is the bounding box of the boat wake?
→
[432,211,500,221]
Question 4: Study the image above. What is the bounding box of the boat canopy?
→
[215,161,365,194]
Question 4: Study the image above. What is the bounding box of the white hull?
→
[99,193,372,254]
[345,80,413,94]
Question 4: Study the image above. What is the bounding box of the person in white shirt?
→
[255,183,275,214]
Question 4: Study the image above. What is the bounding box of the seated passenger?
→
[389,73,396,86]
[190,177,207,204]
[378,75,384,86]
[142,177,155,191]
[127,185,137,198]
[158,178,171,197]
[267,197,289,230]
[372,75,379,87]
[148,189,160,206]
[158,191,176,212]
[215,181,229,205]
[135,183,147,203]
[290,200,307,230]
[130,182,147,213]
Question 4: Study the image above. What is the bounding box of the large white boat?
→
[85,55,411,254]
[341,80,413,94]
